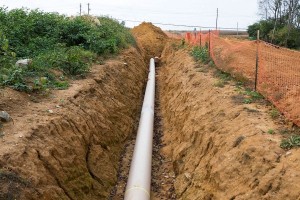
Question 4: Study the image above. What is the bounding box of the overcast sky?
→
[1,0,260,30]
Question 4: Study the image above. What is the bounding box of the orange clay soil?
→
[158,42,300,199]
[131,22,168,61]
[0,47,147,199]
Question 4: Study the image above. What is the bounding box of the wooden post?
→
[87,3,91,15]
[255,30,260,91]
[199,28,202,47]
[80,3,82,16]
[208,29,211,57]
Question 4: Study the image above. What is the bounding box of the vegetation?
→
[248,0,300,48]
[191,46,209,63]
[270,107,281,119]
[0,7,135,92]
[281,135,300,149]
[242,89,264,104]
[268,129,275,134]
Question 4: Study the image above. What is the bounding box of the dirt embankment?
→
[158,43,300,199]
[0,47,147,199]
[132,22,168,61]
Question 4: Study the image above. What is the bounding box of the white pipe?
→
[124,58,155,200]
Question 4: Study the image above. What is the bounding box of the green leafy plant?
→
[191,46,209,63]
[270,107,280,119]
[242,89,263,104]
[268,129,275,134]
[280,135,300,150]
[0,7,135,92]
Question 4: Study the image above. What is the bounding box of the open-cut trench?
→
[1,22,300,200]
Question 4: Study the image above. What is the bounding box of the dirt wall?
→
[132,22,168,61]
[0,47,147,199]
[158,43,300,199]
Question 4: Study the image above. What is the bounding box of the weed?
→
[0,8,135,93]
[270,107,280,119]
[191,46,209,63]
[53,81,69,90]
[280,135,300,149]
[241,89,264,104]
[268,129,275,134]
[213,80,225,88]
[243,89,263,100]
[243,98,253,104]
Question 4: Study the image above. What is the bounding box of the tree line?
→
[248,0,300,48]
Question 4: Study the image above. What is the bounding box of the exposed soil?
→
[158,42,300,199]
[109,23,176,200]
[1,21,300,200]
[132,22,168,62]
[0,47,147,199]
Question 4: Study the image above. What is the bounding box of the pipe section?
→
[124,58,155,200]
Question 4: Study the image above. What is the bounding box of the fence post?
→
[254,30,260,91]
[208,29,211,57]
[200,28,202,47]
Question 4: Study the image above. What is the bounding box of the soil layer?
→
[0,47,147,199]
[158,43,300,199]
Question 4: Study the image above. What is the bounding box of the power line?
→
[115,18,248,30]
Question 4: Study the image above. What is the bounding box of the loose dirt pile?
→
[0,47,147,199]
[132,22,168,61]
[158,43,300,199]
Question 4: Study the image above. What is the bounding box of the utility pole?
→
[79,3,82,16]
[216,8,219,30]
[237,22,239,36]
[265,8,268,20]
[87,3,91,15]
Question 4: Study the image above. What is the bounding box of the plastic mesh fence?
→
[185,31,300,126]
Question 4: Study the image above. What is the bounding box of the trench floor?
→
[109,65,176,200]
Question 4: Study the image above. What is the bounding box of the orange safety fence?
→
[184,31,300,127]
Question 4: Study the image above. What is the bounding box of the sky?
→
[1,0,260,31]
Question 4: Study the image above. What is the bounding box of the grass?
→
[270,107,280,119]
[213,80,225,88]
[268,129,275,134]
[241,89,264,104]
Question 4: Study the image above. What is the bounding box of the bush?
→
[32,46,95,76]
[0,7,135,92]
[281,135,300,150]
[191,46,209,63]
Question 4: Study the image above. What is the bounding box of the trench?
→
[1,22,300,200]
[109,60,176,200]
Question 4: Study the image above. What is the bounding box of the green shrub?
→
[32,46,95,76]
[191,46,209,63]
[1,67,29,91]
[281,135,300,150]
[0,7,135,92]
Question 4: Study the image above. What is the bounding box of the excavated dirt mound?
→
[131,22,168,61]
[0,47,147,199]
[158,43,300,199]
